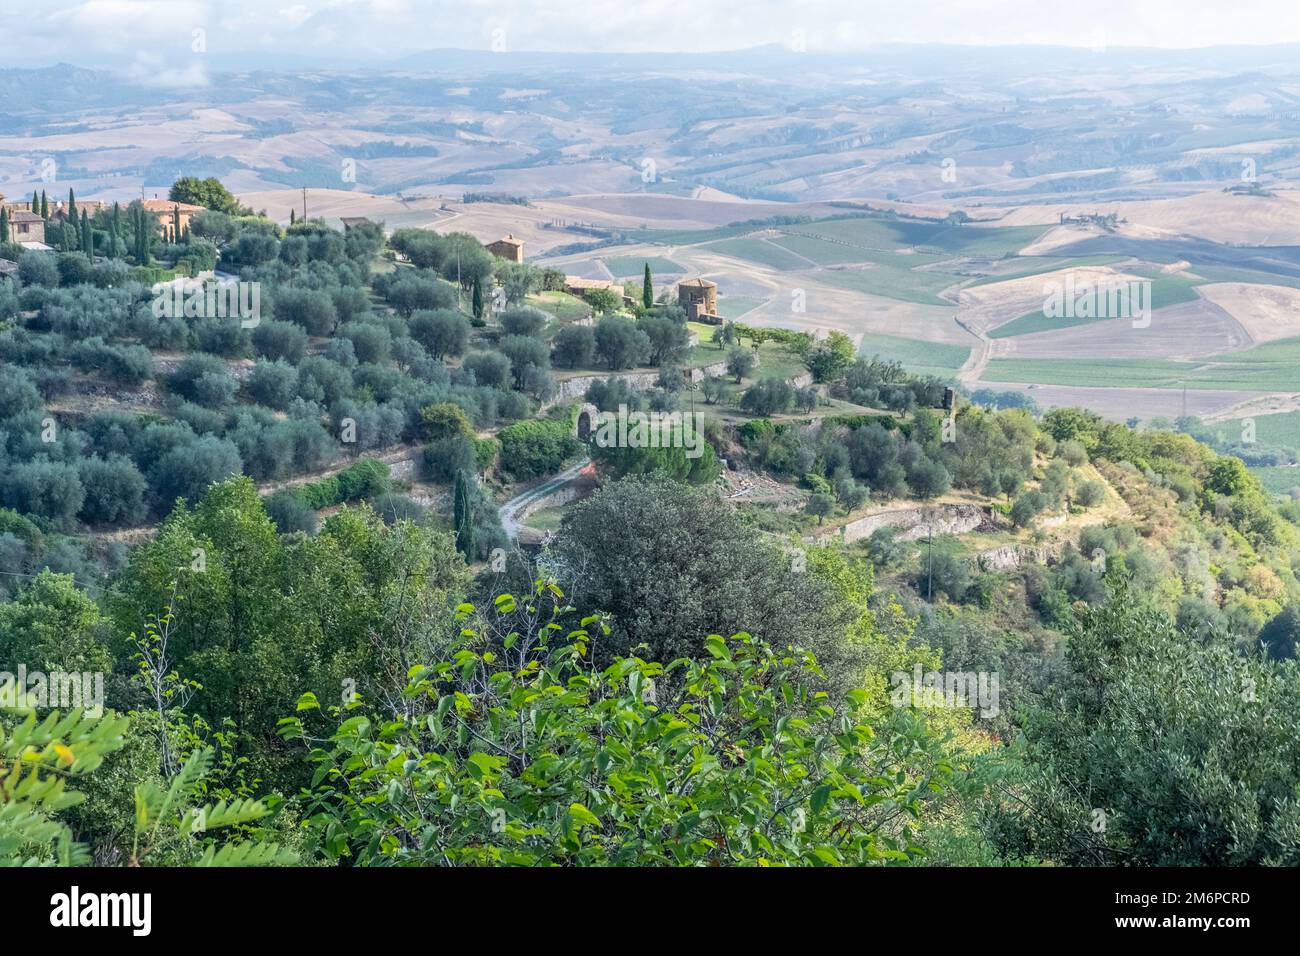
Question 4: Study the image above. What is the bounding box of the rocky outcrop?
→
[810,503,993,545]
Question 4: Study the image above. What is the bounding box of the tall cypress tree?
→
[40,191,48,219]
[471,275,484,319]
[31,190,38,214]
[0,208,9,243]
[642,262,654,309]
[81,209,92,256]
[452,470,475,559]
[137,205,152,265]
[172,206,181,243]
[67,188,76,221]
[111,202,121,257]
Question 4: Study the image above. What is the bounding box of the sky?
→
[4,0,1300,74]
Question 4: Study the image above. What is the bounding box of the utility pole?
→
[301,187,307,222]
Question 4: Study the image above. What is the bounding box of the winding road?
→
[498,457,591,539]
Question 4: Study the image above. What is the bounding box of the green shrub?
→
[498,418,582,480]
[295,458,390,510]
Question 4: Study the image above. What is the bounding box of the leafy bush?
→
[551,324,596,369]
[77,455,147,526]
[498,418,582,480]
[265,490,319,535]
[1075,479,1106,508]
[279,601,951,866]
[498,304,549,337]
[294,458,390,510]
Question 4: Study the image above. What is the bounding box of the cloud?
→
[125,52,210,88]
[7,0,1300,69]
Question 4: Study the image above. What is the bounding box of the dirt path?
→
[498,458,591,539]
[1201,392,1300,424]
[954,313,992,387]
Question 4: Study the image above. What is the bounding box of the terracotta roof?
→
[6,210,42,223]
[490,234,524,247]
[48,204,107,222]
[142,199,206,214]
[679,277,717,288]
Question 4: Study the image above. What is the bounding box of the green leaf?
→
[704,636,730,660]
[568,803,600,828]
[810,784,833,814]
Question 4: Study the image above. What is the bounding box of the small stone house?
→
[486,234,525,262]
[6,210,45,245]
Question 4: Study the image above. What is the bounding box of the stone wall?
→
[542,361,728,411]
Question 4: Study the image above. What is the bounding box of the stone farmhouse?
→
[142,198,207,242]
[486,234,525,262]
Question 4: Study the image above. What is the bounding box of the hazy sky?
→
[6,0,1300,73]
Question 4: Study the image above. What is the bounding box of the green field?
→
[624,223,756,245]
[1212,336,1300,366]
[1187,265,1300,290]
[699,228,966,305]
[984,338,1300,391]
[799,218,1046,257]
[966,255,1130,287]
[983,358,1194,389]
[602,255,684,277]
[988,269,1208,339]
[715,295,765,319]
[988,310,1112,339]
[818,263,958,306]
[627,213,1046,261]
[860,333,970,372]
[1219,409,1300,449]
[1131,268,1206,309]
[529,290,591,322]
[702,237,813,271]
[770,233,876,266]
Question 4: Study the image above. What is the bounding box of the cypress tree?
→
[137,205,151,265]
[289,208,296,225]
[471,275,484,319]
[453,470,475,560]
[111,202,121,256]
[172,206,181,243]
[40,191,48,219]
[67,188,76,221]
[642,262,653,309]
[31,191,38,214]
[81,209,92,256]
[0,207,8,243]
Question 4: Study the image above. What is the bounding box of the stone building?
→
[486,233,525,262]
[677,277,720,323]
[142,198,207,242]
[5,210,46,246]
